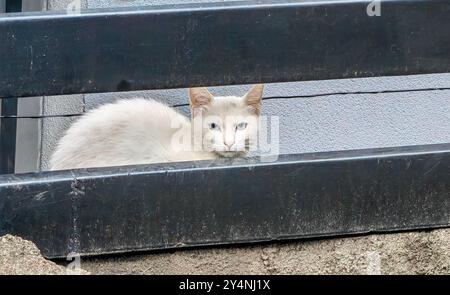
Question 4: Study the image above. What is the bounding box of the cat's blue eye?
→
[236,122,248,130]
[209,123,220,130]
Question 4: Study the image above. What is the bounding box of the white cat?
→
[49,85,264,170]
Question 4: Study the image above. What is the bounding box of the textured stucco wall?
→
[3,228,450,274]
[80,228,450,275]
[41,0,450,169]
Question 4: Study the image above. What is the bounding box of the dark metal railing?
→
[0,0,22,174]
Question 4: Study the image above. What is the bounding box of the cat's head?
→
[189,85,264,157]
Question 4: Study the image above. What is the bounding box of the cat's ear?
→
[189,87,214,116]
[244,84,264,115]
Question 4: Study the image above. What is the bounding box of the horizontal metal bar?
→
[1,143,449,258]
[1,0,450,98]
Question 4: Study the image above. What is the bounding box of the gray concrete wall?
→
[15,97,42,173]
[22,0,46,11]
[41,0,450,169]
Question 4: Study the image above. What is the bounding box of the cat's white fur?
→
[49,85,264,170]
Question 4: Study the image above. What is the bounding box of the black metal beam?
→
[0,144,449,258]
[0,97,17,174]
[0,1,21,174]
[0,0,449,98]
[5,0,21,13]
